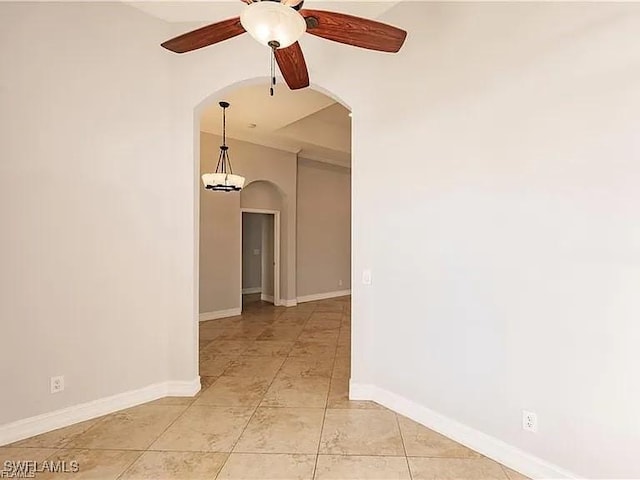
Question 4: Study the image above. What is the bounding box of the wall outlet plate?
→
[522,410,537,432]
[50,376,64,394]
[362,269,372,285]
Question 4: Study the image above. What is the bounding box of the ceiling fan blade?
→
[274,42,310,90]
[161,17,245,53]
[301,9,407,53]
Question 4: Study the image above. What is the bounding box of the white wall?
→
[297,158,351,297]
[0,2,178,426]
[350,4,640,478]
[3,3,639,478]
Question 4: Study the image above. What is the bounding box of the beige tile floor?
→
[2,295,529,479]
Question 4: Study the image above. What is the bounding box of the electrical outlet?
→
[50,376,64,394]
[362,269,372,285]
[338,279,343,287]
[522,410,537,432]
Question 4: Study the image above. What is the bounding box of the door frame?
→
[240,208,281,309]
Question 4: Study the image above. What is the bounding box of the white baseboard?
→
[349,381,577,480]
[0,378,201,447]
[260,294,274,303]
[297,289,351,303]
[167,378,201,396]
[349,381,375,400]
[242,287,262,294]
[199,307,241,322]
[281,298,298,307]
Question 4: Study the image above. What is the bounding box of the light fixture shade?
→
[202,173,246,192]
[240,1,306,49]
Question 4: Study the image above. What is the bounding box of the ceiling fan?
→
[161,0,407,91]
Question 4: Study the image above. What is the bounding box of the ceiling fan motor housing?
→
[240,1,307,49]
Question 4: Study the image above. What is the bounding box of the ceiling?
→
[124,1,398,24]
[200,83,352,166]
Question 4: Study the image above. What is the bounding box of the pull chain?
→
[270,47,276,96]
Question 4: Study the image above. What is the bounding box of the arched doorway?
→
[240,180,285,309]
[194,78,353,389]
[197,82,350,314]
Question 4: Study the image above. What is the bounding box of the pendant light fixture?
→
[201,101,246,192]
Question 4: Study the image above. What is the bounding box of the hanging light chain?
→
[216,101,233,175]
[202,100,245,193]
[270,47,276,96]
[222,102,227,146]
[268,41,279,97]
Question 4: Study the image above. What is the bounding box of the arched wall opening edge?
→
[191,76,354,384]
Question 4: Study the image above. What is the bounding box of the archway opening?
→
[195,78,353,398]
[240,181,284,309]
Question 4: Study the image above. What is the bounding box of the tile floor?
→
[2,296,529,479]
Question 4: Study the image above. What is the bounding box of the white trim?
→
[242,287,262,294]
[261,294,274,303]
[297,289,351,303]
[199,307,241,322]
[281,298,298,307]
[349,382,577,480]
[0,378,201,447]
[348,381,375,400]
[167,378,201,396]
[241,209,281,310]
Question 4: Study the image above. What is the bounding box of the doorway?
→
[241,208,280,310]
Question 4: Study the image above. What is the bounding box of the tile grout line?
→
[16,444,435,458]
[212,303,292,478]
[395,413,414,480]
[214,300,319,478]
[113,450,146,480]
[169,301,285,478]
[499,464,514,480]
[311,302,345,479]
[113,400,201,480]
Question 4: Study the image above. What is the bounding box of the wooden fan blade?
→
[301,9,406,53]
[274,42,310,90]
[161,17,245,53]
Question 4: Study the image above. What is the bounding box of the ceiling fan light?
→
[240,2,306,49]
